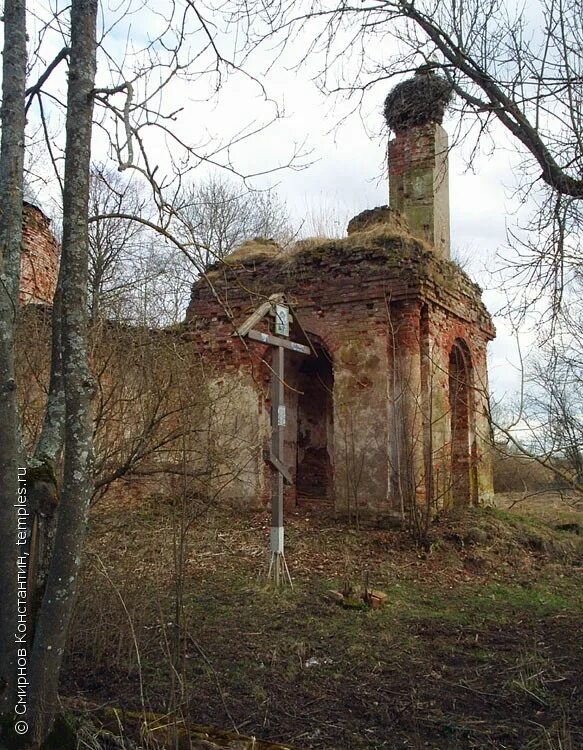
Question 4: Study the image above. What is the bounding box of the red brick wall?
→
[19,203,60,305]
[388,123,450,258]
[185,233,495,513]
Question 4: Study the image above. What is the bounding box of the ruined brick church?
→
[19,202,60,305]
[186,71,495,515]
[20,71,495,517]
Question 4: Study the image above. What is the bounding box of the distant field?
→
[63,491,583,749]
[495,490,583,523]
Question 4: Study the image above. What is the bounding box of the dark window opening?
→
[449,341,472,506]
[286,346,334,503]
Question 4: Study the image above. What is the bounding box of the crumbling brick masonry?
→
[185,74,495,516]
[20,202,60,305]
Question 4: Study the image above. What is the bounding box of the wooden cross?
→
[236,294,312,585]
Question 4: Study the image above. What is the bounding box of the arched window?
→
[449,340,473,506]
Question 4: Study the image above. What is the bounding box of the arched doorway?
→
[286,345,334,504]
[448,340,474,506]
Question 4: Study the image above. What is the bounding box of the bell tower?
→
[385,68,452,259]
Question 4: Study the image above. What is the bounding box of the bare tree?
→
[176,173,292,268]
[86,168,204,327]
[532,345,583,485]
[0,0,300,742]
[25,0,98,743]
[237,0,582,313]
[494,290,583,495]
[0,0,27,719]
[100,174,294,325]
[87,167,149,322]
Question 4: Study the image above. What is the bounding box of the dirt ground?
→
[62,490,583,749]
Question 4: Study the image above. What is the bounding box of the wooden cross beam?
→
[236,297,312,586]
[247,329,311,355]
[235,293,284,338]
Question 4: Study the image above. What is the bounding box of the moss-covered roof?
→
[193,208,494,337]
[205,225,479,296]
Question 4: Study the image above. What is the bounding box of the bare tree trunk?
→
[26,0,97,744]
[35,281,66,468]
[0,0,27,715]
[29,279,66,634]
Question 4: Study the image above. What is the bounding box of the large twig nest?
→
[384,68,453,132]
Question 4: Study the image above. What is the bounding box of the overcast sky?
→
[191,53,530,406]
[23,0,540,407]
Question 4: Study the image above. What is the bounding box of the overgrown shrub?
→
[493,445,562,492]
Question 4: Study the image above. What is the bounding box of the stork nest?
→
[384,69,453,132]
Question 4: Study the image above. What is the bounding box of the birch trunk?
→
[0,0,27,715]
[26,0,97,744]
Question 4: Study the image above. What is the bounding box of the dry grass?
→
[281,225,437,272]
[221,238,284,264]
[200,213,481,313]
[346,206,411,235]
[494,490,583,525]
[62,491,583,749]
